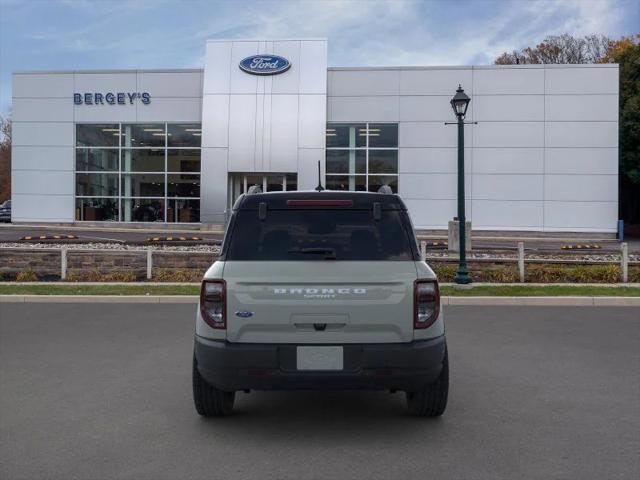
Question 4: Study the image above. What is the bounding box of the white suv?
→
[193,191,448,417]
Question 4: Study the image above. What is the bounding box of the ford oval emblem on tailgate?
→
[235,310,254,318]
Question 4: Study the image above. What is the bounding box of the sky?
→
[0,0,638,116]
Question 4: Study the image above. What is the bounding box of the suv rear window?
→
[226,209,416,261]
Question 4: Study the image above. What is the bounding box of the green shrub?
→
[16,269,38,282]
[153,269,203,282]
[65,269,137,282]
[430,264,456,282]
[628,266,640,283]
[526,264,620,283]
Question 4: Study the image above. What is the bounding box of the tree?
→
[0,116,10,203]
[495,34,610,64]
[600,35,640,224]
[495,33,640,226]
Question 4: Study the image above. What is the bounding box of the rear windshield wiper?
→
[287,247,337,259]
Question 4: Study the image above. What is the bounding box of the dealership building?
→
[11,39,619,232]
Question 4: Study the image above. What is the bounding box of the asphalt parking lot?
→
[1,303,638,480]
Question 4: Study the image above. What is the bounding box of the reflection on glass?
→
[368,150,398,174]
[75,198,119,221]
[326,175,366,191]
[121,199,165,222]
[326,123,366,148]
[76,125,120,147]
[266,176,284,192]
[168,124,201,147]
[75,148,118,171]
[167,199,200,223]
[167,150,200,172]
[121,124,165,147]
[326,150,366,174]
[367,175,398,193]
[121,174,165,197]
[76,173,118,197]
[368,124,398,148]
[121,149,165,172]
[286,174,297,192]
[168,174,200,197]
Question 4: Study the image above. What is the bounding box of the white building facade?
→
[11,39,619,232]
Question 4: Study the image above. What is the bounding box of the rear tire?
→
[192,355,235,417]
[406,347,449,417]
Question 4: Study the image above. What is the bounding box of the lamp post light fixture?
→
[450,85,472,285]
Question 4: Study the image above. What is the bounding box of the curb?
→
[1,295,640,306]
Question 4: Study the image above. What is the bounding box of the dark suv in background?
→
[0,200,10,223]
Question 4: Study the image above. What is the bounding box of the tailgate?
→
[223,261,417,344]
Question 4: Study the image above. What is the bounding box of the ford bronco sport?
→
[193,190,448,417]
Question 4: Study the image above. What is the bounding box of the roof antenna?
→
[315,160,325,192]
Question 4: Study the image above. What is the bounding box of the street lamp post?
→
[450,85,472,284]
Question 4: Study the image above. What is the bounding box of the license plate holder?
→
[296,346,344,371]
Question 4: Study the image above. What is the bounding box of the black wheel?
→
[192,355,235,417]
[406,347,449,417]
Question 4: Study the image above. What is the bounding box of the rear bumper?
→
[194,335,446,392]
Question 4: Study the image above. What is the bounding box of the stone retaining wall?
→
[0,249,214,280]
[0,250,61,278]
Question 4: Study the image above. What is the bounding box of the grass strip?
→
[440,285,640,297]
[0,284,200,296]
[0,284,639,297]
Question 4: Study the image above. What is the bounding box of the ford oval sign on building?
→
[239,55,291,75]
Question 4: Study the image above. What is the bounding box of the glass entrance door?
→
[228,173,297,209]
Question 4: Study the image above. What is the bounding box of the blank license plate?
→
[296,346,344,371]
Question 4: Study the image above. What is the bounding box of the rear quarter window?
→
[225,209,417,261]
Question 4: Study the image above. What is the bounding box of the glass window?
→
[227,210,414,261]
[168,124,202,147]
[326,175,366,191]
[75,123,201,222]
[121,198,165,222]
[75,148,118,171]
[76,124,119,147]
[326,122,399,194]
[368,150,398,174]
[121,124,165,147]
[368,123,398,148]
[121,174,165,197]
[76,173,118,197]
[121,149,165,172]
[326,150,366,174]
[368,175,398,193]
[167,150,200,173]
[286,174,297,192]
[168,174,200,197]
[266,175,284,192]
[75,198,119,221]
[326,123,366,148]
[167,199,200,223]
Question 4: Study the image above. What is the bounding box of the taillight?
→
[414,280,440,329]
[200,279,226,329]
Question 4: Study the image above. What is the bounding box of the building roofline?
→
[328,64,618,71]
[13,68,204,75]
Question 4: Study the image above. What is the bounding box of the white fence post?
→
[517,242,525,283]
[61,247,67,280]
[621,242,628,283]
[420,240,426,261]
[147,248,153,280]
